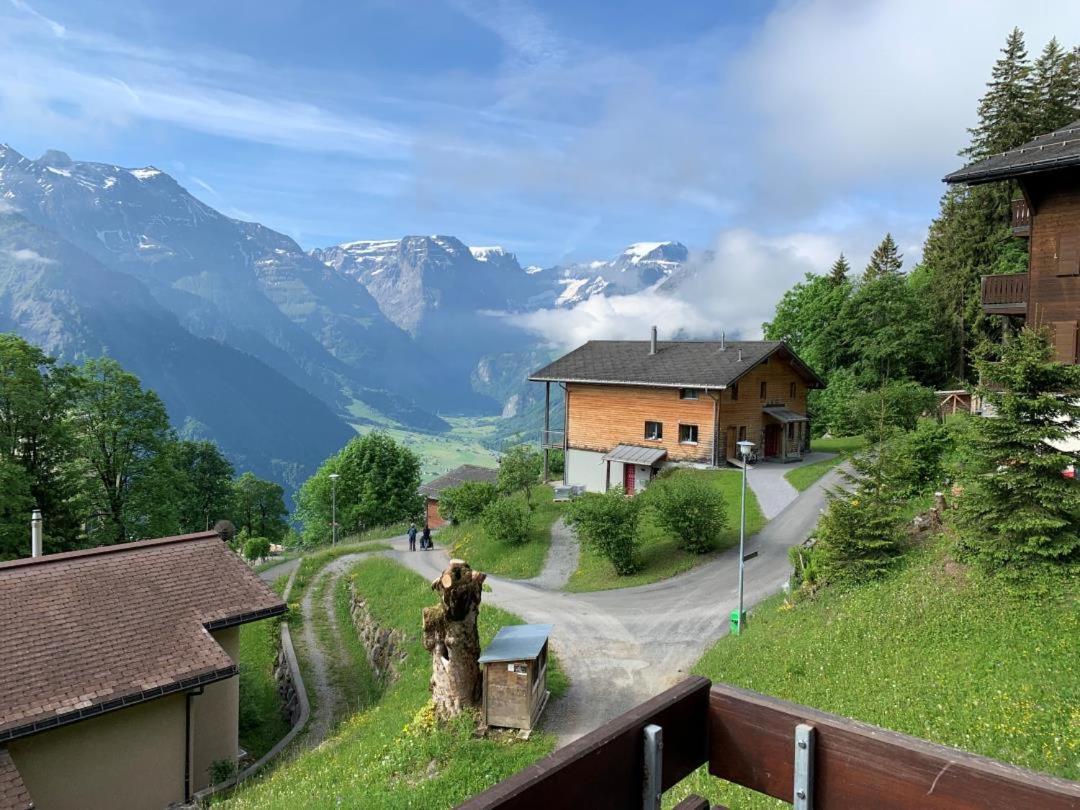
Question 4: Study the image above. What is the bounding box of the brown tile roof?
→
[419,464,499,499]
[0,748,31,810]
[0,532,285,744]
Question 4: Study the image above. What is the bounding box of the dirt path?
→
[522,517,579,590]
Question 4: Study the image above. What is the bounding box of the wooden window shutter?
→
[1052,321,1078,363]
[1055,231,1080,276]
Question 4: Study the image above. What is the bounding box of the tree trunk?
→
[422,559,486,720]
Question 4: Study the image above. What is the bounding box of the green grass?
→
[442,486,564,579]
[237,615,291,760]
[665,535,1080,808]
[223,557,567,809]
[350,420,500,482]
[566,469,766,592]
[810,435,867,454]
[254,525,403,574]
[287,540,393,604]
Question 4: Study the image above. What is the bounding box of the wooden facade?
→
[565,353,811,469]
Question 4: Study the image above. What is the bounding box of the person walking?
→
[407,523,418,551]
[421,525,432,550]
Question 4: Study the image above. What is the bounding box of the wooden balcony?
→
[462,677,1080,809]
[1011,197,1031,236]
[540,429,564,449]
[981,273,1028,316]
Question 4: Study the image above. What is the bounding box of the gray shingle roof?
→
[419,464,499,499]
[530,340,822,389]
[944,119,1080,185]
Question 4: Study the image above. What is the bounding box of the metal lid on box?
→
[479,624,553,664]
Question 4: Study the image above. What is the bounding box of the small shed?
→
[479,623,552,731]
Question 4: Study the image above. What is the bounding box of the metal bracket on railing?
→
[643,723,663,810]
[794,723,815,810]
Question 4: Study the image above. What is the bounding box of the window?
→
[644,421,663,441]
[679,424,699,444]
[790,382,797,399]
[760,381,767,400]
[730,383,739,401]
[679,388,699,400]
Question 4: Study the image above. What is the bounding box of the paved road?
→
[387,463,843,744]
[746,452,836,518]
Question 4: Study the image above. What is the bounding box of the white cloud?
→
[7,247,55,263]
[7,0,64,38]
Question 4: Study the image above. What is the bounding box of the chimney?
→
[720,331,726,351]
[31,509,42,558]
[649,325,658,355]
[737,348,743,362]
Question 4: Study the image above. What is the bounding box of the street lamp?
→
[329,473,340,546]
[734,440,755,635]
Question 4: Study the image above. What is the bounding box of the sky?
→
[3,0,1080,343]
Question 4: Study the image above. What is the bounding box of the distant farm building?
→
[419,464,500,528]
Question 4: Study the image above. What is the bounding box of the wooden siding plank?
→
[707,683,1080,809]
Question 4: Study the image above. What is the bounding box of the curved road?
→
[387,463,843,744]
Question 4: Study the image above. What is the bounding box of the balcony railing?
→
[462,677,1080,810]
[540,429,565,449]
[1011,197,1031,236]
[981,273,1027,315]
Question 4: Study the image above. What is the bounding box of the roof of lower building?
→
[0,749,31,810]
[763,406,809,424]
[944,119,1080,184]
[602,444,668,466]
[0,532,285,744]
[479,623,553,664]
[419,464,499,499]
[530,340,823,389]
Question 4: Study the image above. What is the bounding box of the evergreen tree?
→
[862,234,903,281]
[964,28,1034,160]
[827,253,850,286]
[954,329,1080,574]
[1031,38,1080,133]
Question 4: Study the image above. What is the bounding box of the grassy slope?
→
[666,536,1080,808]
[442,486,562,579]
[238,612,290,760]
[224,558,567,809]
[784,436,868,492]
[348,414,500,482]
[567,469,766,592]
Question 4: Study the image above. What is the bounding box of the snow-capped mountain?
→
[547,241,690,306]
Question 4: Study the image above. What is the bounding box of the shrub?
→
[243,535,272,561]
[888,419,955,496]
[439,481,499,524]
[209,758,237,785]
[566,488,642,575]
[646,474,727,554]
[815,490,901,584]
[479,496,531,544]
[497,444,543,504]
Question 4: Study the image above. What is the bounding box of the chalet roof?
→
[0,749,30,810]
[0,532,285,744]
[419,464,499,500]
[763,406,808,424]
[944,119,1080,185]
[479,624,553,664]
[530,340,823,389]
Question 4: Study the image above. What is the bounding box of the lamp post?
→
[734,440,755,635]
[329,473,340,546]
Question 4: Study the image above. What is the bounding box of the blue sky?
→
[2,0,1079,289]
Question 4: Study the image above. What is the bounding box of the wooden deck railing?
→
[1012,197,1032,235]
[460,677,1080,809]
[981,273,1028,315]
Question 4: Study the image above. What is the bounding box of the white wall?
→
[566,448,608,493]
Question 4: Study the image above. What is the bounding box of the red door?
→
[764,425,780,457]
[623,464,636,494]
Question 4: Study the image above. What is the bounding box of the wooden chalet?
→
[530,330,823,493]
[418,464,499,529]
[945,118,1080,363]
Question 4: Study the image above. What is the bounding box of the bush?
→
[646,474,727,554]
[566,488,642,575]
[209,758,237,785]
[243,535,272,561]
[479,496,531,544]
[497,445,543,504]
[815,493,901,584]
[853,381,937,442]
[889,419,955,496]
[439,481,499,525]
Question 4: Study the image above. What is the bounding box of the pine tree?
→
[954,328,1080,574]
[1032,38,1080,133]
[965,28,1035,160]
[862,233,903,281]
[828,253,850,286]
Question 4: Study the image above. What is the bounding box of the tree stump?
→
[422,559,487,720]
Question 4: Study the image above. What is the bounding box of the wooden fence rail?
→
[461,677,1080,809]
